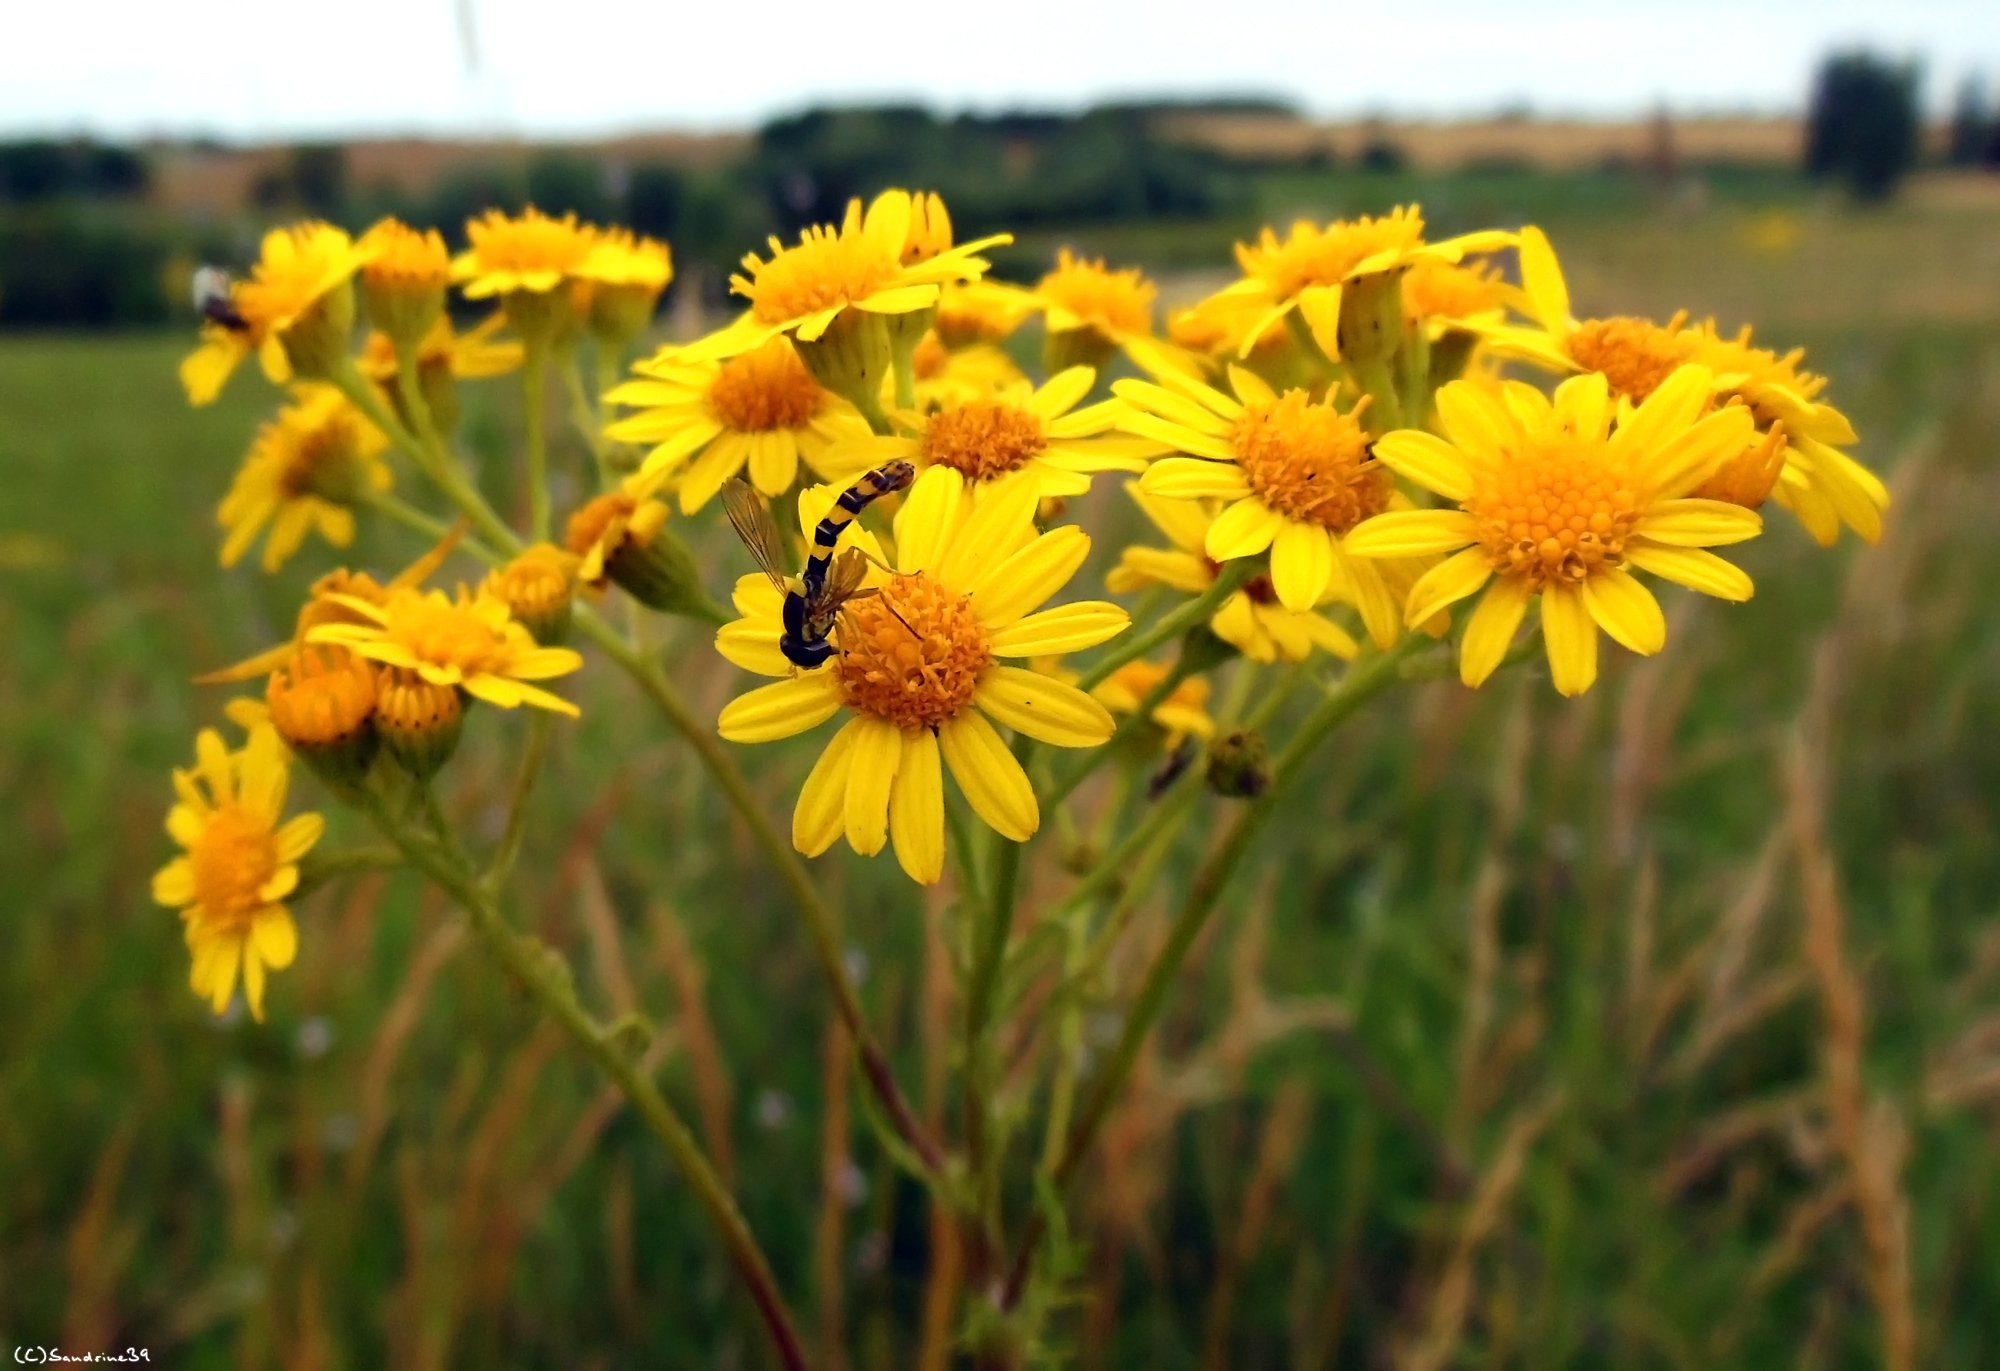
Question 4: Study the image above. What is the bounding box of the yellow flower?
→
[307,586,586,716]
[678,189,1009,364]
[1031,249,1189,375]
[1106,485,1361,663]
[1345,365,1761,696]
[452,206,597,299]
[823,366,1166,500]
[152,723,324,1021]
[717,470,1128,884]
[358,313,523,384]
[907,331,1028,409]
[218,385,391,572]
[180,222,374,405]
[1121,366,1411,647]
[1092,659,1215,743]
[482,542,580,644]
[1215,205,1513,358]
[934,279,1037,348]
[1402,256,1510,333]
[359,217,449,346]
[1681,320,1887,545]
[576,227,674,341]
[604,338,872,510]
[1476,226,1693,403]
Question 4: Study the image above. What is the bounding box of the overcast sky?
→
[5,0,1996,140]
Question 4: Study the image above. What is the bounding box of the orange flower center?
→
[919,401,1047,482]
[912,332,950,379]
[1229,392,1390,532]
[267,645,376,747]
[466,211,593,279]
[743,226,898,324]
[566,492,637,557]
[362,222,449,289]
[706,341,826,431]
[383,596,511,673]
[274,411,364,500]
[835,572,991,730]
[1403,259,1506,323]
[190,805,279,925]
[489,545,576,624]
[1565,316,1690,403]
[1464,435,1645,588]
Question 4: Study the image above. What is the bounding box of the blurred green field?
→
[3,189,2000,1369]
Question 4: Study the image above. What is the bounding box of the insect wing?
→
[721,479,790,591]
[815,546,873,614]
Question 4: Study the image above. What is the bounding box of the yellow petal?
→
[842,716,902,857]
[936,470,1037,589]
[793,719,862,857]
[1372,430,1475,500]
[718,674,842,743]
[938,711,1038,841]
[1434,381,1519,464]
[966,526,1090,627]
[1030,366,1096,419]
[986,602,1130,656]
[974,667,1116,747]
[252,906,299,970]
[1335,544,1402,650]
[1581,567,1667,655]
[1637,498,1764,547]
[1540,583,1598,696]
[1203,497,1283,562]
[1404,545,1493,626]
[1108,547,1212,595]
[1111,378,1234,436]
[1343,509,1478,558]
[1269,521,1333,612]
[716,621,794,677]
[1459,577,1533,687]
[1518,225,1571,333]
[152,857,196,907]
[1552,370,1612,442]
[1612,363,1714,464]
[888,728,945,885]
[1140,456,1252,501]
[1624,543,1754,602]
[1119,410,1237,460]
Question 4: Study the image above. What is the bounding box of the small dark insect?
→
[722,460,917,669]
[1146,737,1199,800]
[191,266,249,332]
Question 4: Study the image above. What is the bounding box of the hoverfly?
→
[722,460,917,669]
[191,265,249,332]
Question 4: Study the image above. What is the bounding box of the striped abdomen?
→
[800,460,916,595]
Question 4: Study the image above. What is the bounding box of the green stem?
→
[336,364,521,556]
[523,339,552,541]
[1055,766,1203,924]
[572,609,946,1178]
[1000,636,1422,1308]
[294,844,404,897]
[483,711,552,893]
[364,491,504,569]
[595,344,628,487]
[358,793,811,1371]
[1046,652,1197,810]
[1079,560,1257,692]
[565,353,609,478]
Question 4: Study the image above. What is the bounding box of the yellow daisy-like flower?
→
[677,189,1009,364]
[576,227,674,341]
[934,279,1037,348]
[716,471,1128,885]
[1680,320,1887,546]
[452,206,597,299]
[358,217,449,346]
[1106,486,1361,663]
[358,313,524,436]
[1344,365,1761,696]
[307,587,586,716]
[218,385,391,573]
[823,366,1166,500]
[180,222,374,405]
[603,337,872,510]
[152,723,324,1021]
[1030,249,1190,375]
[1092,659,1215,744]
[1216,205,1514,359]
[1475,225,1693,404]
[1402,256,1511,335]
[1120,366,1410,647]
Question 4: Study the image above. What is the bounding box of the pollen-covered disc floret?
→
[921,402,1048,483]
[453,207,596,299]
[835,572,992,729]
[152,723,322,1021]
[1229,391,1390,532]
[1562,315,1691,404]
[1346,365,1766,697]
[716,470,1128,885]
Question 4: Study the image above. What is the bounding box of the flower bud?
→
[375,667,463,781]
[278,277,358,382]
[564,491,718,620]
[1335,266,1408,369]
[483,542,579,644]
[359,219,449,355]
[266,645,379,788]
[1205,728,1272,799]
